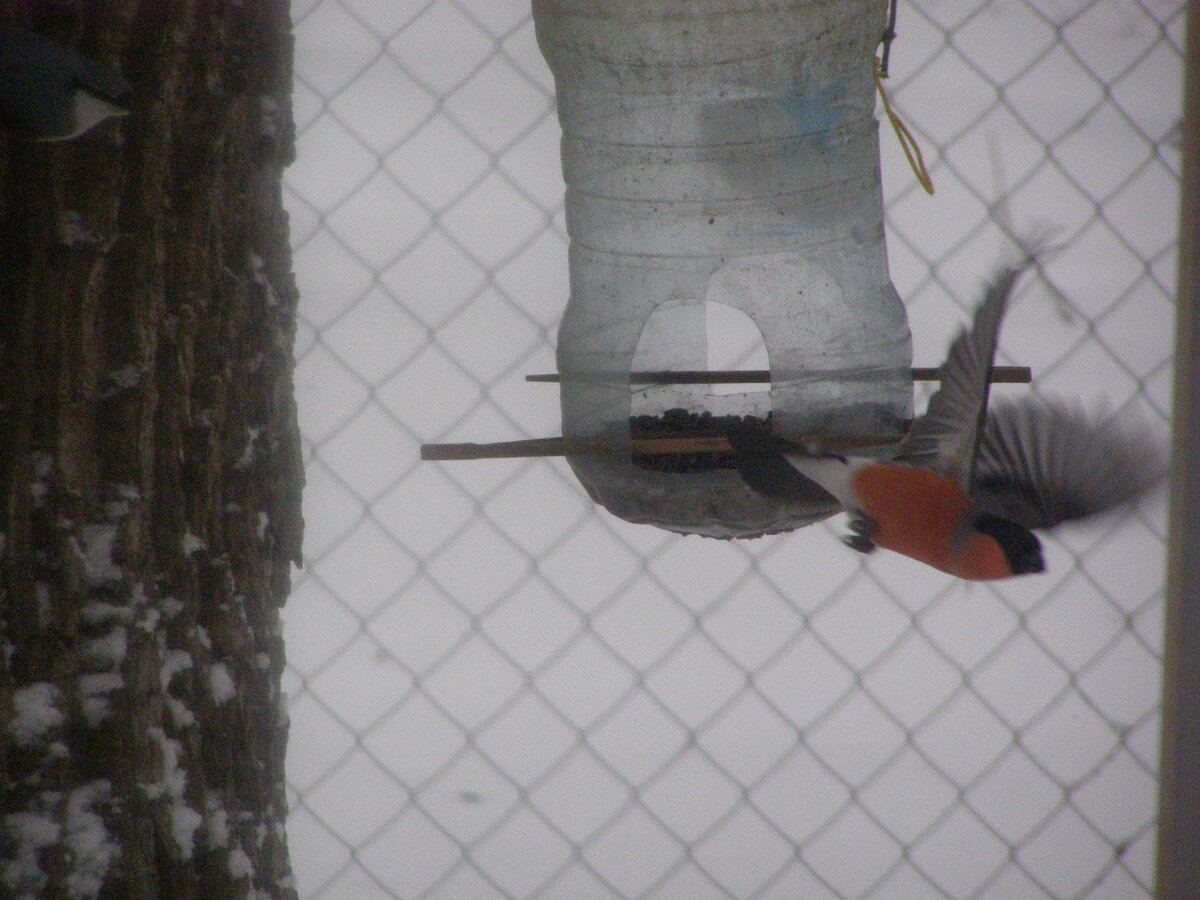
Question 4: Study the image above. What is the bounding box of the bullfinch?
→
[730,256,1166,580]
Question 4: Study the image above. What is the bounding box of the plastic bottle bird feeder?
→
[419,1,1033,537]
[530,0,912,537]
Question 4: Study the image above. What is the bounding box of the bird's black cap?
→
[973,513,1045,575]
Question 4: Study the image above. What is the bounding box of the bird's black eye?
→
[973,513,1045,575]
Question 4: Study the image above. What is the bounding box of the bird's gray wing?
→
[971,398,1167,530]
[897,261,1031,487]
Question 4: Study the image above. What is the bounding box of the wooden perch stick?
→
[424,365,1032,462]
[420,432,900,462]
[526,366,1031,385]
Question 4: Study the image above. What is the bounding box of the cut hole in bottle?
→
[630,298,771,425]
[703,300,770,395]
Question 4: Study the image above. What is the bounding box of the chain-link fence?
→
[281,1,1182,898]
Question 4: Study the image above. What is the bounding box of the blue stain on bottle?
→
[776,80,848,145]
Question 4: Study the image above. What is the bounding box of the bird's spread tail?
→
[725,428,840,505]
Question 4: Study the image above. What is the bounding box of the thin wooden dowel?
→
[420,432,899,462]
[525,366,1031,385]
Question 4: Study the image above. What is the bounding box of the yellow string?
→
[874,58,934,195]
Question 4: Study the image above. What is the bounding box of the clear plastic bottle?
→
[534,0,912,538]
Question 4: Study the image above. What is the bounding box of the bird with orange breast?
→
[730,254,1167,580]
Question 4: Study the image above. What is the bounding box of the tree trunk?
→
[0,3,303,898]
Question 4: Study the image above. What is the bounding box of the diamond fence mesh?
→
[281,1,1182,898]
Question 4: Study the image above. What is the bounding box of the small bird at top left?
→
[0,25,132,141]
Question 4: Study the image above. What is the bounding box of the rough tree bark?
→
[0,2,303,898]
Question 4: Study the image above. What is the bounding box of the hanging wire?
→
[875,0,934,194]
[875,57,935,195]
